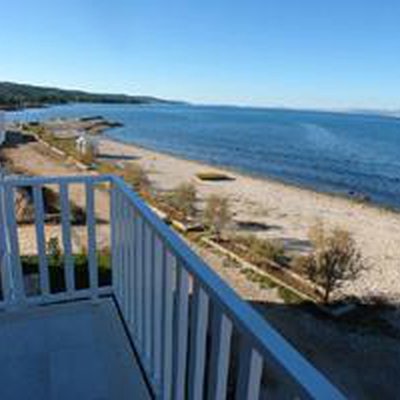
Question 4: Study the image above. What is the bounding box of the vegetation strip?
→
[202,236,316,302]
[18,121,365,315]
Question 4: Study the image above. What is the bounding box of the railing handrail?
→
[2,174,114,187]
[0,174,345,399]
[0,174,115,308]
[112,176,345,400]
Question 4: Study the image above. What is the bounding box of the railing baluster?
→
[120,198,128,316]
[127,201,136,332]
[136,215,144,349]
[59,183,74,294]
[148,229,156,379]
[161,250,175,400]
[110,182,118,298]
[124,199,133,329]
[117,189,124,302]
[0,184,12,306]
[173,265,190,400]
[153,235,164,390]
[188,283,209,400]
[207,311,233,400]
[4,185,25,305]
[116,192,124,302]
[132,210,139,341]
[236,346,263,400]
[33,185,50,296]
[144,223,153,369]
[85,182,98,298]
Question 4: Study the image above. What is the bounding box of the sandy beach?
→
[99,137,400,302]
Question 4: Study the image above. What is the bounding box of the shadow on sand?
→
[235,220,282,232]
[243,298,400,399]
[98,153,139,161]
[3,130,36,148]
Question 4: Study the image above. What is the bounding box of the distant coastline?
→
[0,81,179,111]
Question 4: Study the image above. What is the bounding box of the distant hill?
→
[0,81,174,109]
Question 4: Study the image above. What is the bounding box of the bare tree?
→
[303,222,365,303]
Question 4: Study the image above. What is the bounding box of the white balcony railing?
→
[0,174,345,400]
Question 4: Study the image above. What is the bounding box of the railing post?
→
[2,183,26,308]
[0,179,13,307]
[32,185,50,298]
[236,344,263,400]
[59,183,74,294]
[110,181,118,297]
[86,182,98,300]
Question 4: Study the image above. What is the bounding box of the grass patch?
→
[21,252,111,293]
[24,124,95,166]
[241,267,303,303]
[277,287,303,304]
[232,234,286,265]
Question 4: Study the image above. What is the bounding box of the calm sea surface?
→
[7,103,400,209]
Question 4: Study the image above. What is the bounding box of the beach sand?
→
[99,137,400,302]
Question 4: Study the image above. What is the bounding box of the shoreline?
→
[103,134,400,217]
[8,103,400,212]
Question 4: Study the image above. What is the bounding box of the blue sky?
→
[1,0,399,109]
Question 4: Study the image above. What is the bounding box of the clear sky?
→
[1,0,399,110]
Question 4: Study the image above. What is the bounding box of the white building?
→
[75,133,98,157]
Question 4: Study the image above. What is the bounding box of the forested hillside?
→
[0,81,169,109]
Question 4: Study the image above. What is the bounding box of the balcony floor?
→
[0,298,151,400]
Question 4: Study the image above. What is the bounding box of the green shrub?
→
[302,222,365,303]
[21,250,111,293]
[166,182,197,219]
[203,194,232,238]
[123,163,150,192]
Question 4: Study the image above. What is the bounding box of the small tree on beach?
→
[124,163,150,192]
[203,194,232,238]
[167,182,197,220]
[302,222,365,303]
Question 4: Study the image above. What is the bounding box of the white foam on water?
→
[301,123,338,149]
